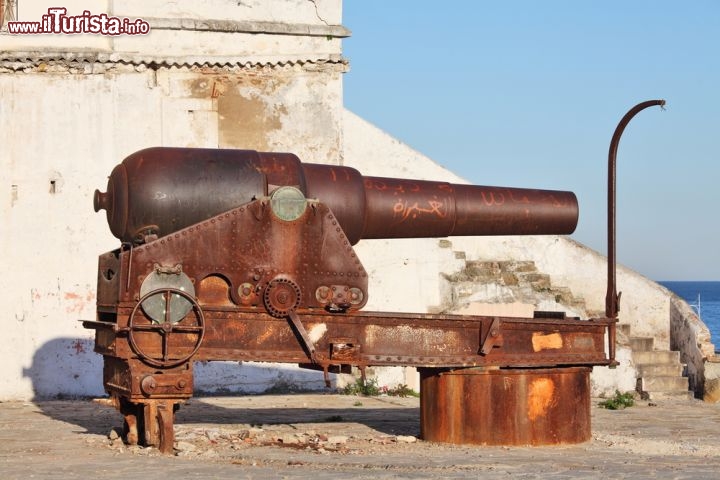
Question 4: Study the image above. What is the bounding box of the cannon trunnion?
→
[85,147,615,454]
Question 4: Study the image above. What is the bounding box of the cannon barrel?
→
[94,147,578,244]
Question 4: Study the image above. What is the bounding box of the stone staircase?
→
[621,325,691,399]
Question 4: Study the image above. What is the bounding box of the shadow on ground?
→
[26,338,419,439]
[28,338,420,435]
[33,395,420,440]
[177,396,421,436]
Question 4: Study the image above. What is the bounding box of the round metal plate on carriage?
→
[140,270,195,324]
[269,186,307,222]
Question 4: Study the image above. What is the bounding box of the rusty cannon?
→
[85,146,609,453]
[83,99,669,456]
[83,146,613,452]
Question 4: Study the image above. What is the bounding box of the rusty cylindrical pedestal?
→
[419,367,591,446]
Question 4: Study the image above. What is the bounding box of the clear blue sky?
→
[342,1,720,281]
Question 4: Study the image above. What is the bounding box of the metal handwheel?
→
[128,287,205,368]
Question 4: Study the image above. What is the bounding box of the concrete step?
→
[645,390,695,400]
[636,363,684,377]
[633,350,681,365]
[639,375,689,393]
[629,336,654,352]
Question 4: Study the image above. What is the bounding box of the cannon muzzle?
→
[95,147,578,244]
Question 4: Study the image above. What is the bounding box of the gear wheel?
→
[263,277,302,317]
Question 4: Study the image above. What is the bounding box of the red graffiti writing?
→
[365,178,387,191]
[393,199,447,221]
[481,191,505,206]
[328,168,352,182]
[507,190,530,204]
[72,339,86,354]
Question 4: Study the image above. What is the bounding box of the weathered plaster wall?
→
[1,73,123,399]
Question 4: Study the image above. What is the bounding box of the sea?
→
[660,281,720,349]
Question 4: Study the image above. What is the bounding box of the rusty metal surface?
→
[94,147,578,245]
[94,148,269,243]
[101,357,193,401]
[117,397,177,454]
[87,310,613,371]
[419,367,592,445]
[102,197,370,313]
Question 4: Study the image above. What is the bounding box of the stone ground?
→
[1,393,720,479]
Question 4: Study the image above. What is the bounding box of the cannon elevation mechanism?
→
[85,101,662,456]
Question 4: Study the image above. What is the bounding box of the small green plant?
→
[341,378,420,398]
[386,384,420,398]
[353,401,363,407]
[598,390,635,410]
[341,377,381,396]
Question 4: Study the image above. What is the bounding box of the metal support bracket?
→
[480,317,502,355]
[287,310,317,363]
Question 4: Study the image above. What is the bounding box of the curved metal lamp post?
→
[606,99,666,363]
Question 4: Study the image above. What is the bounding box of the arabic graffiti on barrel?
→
[365,178,452,223]
[481,189,572,208]
[393,198,448,222]
[364,178,425,193]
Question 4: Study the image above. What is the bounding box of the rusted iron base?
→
[87,310,610,453]
[419,366,591,446]
[119,397,178,454]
